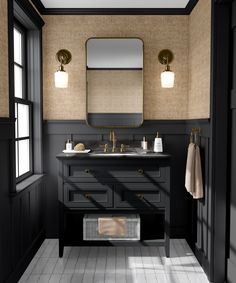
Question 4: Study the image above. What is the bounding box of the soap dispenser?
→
[66,139,73,151]
[141,136,148,150]
[154,132,163,153]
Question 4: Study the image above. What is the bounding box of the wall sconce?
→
[158,49,175,88]
[54,49,72,88]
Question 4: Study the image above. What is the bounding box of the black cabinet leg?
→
[59,243,64,257]
[165,237,170,258]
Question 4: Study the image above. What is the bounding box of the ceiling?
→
[40,0,190,9]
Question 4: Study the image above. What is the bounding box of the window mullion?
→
[14,62,23,68]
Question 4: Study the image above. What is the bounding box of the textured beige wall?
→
[87,70,143,113]
[0,0,9,117]
[188,0,211,118]
[43,15,189,120]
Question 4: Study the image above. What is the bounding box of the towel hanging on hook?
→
[185,127,203,199]
[190,127,201,145]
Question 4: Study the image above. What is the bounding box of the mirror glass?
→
[86,38,143,128]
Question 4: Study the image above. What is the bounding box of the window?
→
[14,23,33,181]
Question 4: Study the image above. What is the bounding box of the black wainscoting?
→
[0,119,14,283]
[186,120,212,276]
[43,119,210,250]
[227,1,236,282]
[0,119,45,283]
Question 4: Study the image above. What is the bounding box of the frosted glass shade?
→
[55,70,69,88]
[161,70,175,88]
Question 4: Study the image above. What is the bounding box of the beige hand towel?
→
[185,143,204,199]
[185,143,196,194]
[193,145,203,199]
[98,217,127,236]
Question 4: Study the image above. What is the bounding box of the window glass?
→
[18,139,30,176]
[14,28,22,65]
[15,143,19,178]
[18,104,29,138]
[15,103,18,137]
[14,24,32,181]
[14,65,23,98]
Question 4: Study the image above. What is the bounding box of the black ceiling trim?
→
[30,0,45,14]
[14,0,44,28]
[30,0,199,15]
[185,0,199,13]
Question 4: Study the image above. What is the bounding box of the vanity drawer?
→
[108,166,165,182]
[64,183,113,208]
[64,163,165,182]
[115,183,165,209]
[64,164,107,180]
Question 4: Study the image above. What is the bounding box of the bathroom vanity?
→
[57,151,171,257]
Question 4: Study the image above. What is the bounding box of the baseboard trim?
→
[195,244,211,281]
[227,258,236,283]
[6,230,45,283]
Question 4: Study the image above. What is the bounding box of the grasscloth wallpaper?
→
[43,1,211,120]
[43,15,189,120]
[0,0,9,118]
[188,0,211,118]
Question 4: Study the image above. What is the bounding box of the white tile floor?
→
[19,239,209,283]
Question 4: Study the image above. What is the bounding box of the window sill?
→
[15,174,44,194]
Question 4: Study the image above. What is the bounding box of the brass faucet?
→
[109,130,117,152]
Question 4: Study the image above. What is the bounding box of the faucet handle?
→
[104,143,109,152]
[120,144,125,153]
[109,130,113,142]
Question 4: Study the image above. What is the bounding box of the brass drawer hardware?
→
[137,194,144,200]
[104,143,109,153]
[138,168,144,175]
[84,193,91,199]
[120,144,125,153]
[84,169,90,174]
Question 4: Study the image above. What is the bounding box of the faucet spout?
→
[110,130,117,153]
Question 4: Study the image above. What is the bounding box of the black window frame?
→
[8,0,45,193]
[13,21,33,183]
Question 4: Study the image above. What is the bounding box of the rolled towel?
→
[98,217,127,236]
[185,143,196,194]
[74,143,85,151]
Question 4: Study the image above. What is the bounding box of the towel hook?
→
[191,127,201,145]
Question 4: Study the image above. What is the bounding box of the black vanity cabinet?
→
[57,153,171,257]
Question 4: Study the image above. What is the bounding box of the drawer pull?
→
[84,193,91,199]
[84,169,91,174]
[138,168,144,175]
[137,194,144,200]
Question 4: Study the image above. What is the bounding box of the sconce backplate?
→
[56,49,72,65]
[158,49,174,65]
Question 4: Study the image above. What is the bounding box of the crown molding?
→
[30,0,198,15]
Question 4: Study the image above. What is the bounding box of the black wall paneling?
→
[31,0,198,15]
[0,120,14,283]
[185,120,211,266]
[227,0,236,282]
[8,178,45,283]
[0,120,45,283]
[0,0,46,282]
[43,119,210,245]
[208,1,231,282]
